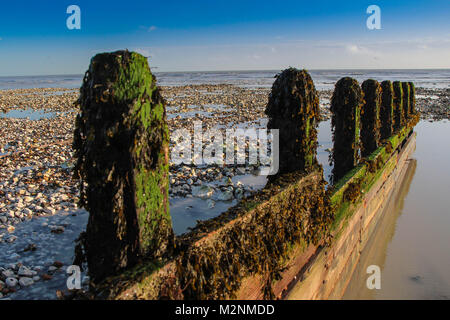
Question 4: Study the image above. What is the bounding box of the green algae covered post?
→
[393,81,404,131]
[380,80,394,140]
[361,79,381,157]
[408,82,416,114]
[402,82,410,121]
[330,77,363,183]
[265,68,320,175]
[73,50,173,283]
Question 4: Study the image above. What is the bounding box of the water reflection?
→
[343,159,417,299]
[344,120,450,299]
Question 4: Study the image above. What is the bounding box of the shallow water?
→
[0,210,89,300]
[0,108,60,120]
[343,120,450,299]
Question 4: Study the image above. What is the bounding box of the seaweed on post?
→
[265,68,320,176]
[330,77,363,183]
[361,79,381,158]
[408,82,416,115]
[393,81,404,132]
[72,50,173,284]
[380,80,394,140]
[402,82,410,121]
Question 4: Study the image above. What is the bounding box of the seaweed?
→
[330,77,363,183]
[402,82,410,121]
[380,80,394,140]
[175,172,333,300]
[72,50,173,284]
[265,68,320,175]
[408,82,416,115]
[361,79,381,157]
[393,81,404,132]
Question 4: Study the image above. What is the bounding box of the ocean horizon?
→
[1,68,449,91]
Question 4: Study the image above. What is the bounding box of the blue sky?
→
[0,0,449,76]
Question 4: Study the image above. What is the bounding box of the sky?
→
[0,0,449,76]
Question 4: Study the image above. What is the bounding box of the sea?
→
[0,69,449,91]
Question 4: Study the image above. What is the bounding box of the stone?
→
[217,190,233,201]
[19,277,34,287]
[1,270,14,278]
[5,277,18,288]
[18,266,33,277]
[192,185,214,199]
[206,199,215,209]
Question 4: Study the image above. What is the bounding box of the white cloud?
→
[148,26,157,32]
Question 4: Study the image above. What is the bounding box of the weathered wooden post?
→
[265,68,320,175]
[402,82,410,121]
[408,82,416,115]
[331,77,363,182]
[393,81,404,131]
[380,80,394,140]
[73,50,173,283]
[361,79,381,157]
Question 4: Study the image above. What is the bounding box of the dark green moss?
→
[265,68,320,175]
[73,50,173,284]
[330,77,363,183]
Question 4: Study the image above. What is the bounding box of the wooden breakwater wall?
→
[71,51,420,300]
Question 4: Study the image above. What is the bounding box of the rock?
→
[234,188,244,200]
[48,266,57,273]
[41,274,53,281]
[45,207,56,215]
[1,270,14,278]
[206,199,215,209]
[50,225,65,234]
[24,243,37,252]
[217,190,233,201]
[19,277,34,287]
[32,276,40,282]
[5,277,18,288]
[192,185,214,199]
[53,261,64,268]
[18,266,33,277]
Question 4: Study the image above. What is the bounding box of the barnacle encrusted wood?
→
[73,50,173,283]
[380,80,394,140]
[393,81,404,132]
[265,68,320,175]
[361,79,381,157]
[408,82,416,115]
[402,82,410,121]
[330,77,363,183]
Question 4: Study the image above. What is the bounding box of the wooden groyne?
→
[70,51,420,300]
